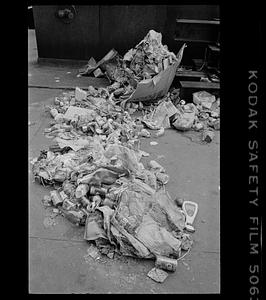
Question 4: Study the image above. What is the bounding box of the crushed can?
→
[155,255,178,272]
[62,199,76,210]
[59,190,68,200]
[90,186,108,196]
[50,190,63,206]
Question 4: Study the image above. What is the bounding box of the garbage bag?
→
[111,187,186,258]
[172,104,197,131]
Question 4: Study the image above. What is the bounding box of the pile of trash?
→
[78,29,219,142]
[31,84,196,283]
[170,90,220,143]
[79,30,186,105]
[30,30,219,283]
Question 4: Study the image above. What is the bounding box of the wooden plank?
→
[176,71,205,78]
[176,18,220,25]
[208,45,220,52]
[180,81,220,89]
[174,37,213,43]
[179,80,220,101]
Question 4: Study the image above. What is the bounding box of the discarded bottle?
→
[155,255,178,272]
[90,186,108,196]
[62,199,76,210]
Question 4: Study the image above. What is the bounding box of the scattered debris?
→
[155,127,165,137]
[43,216,57,227]
[106,251,115,259]
[182,201,199,233]
[42,195,52,206]
[193,91,215,109]
[182,261,190,270]
[84,244,101,260]
[30,29,210,283]
[147,267,169,283]
[202,130,215,143]
[171,103,197,131]
[50,190,64,206]
[155,255,178,272]
[79,30,186,104]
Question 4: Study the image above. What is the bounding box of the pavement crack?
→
[29,236,84,243]
[192,250,220,254]
[29,85,77,90]
[29,236,220,253]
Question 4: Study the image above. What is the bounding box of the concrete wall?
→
[33,5,219,61]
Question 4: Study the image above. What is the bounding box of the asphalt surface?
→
[28,29,220,294]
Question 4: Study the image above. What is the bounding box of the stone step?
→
[179,80,220,101]
[176,70,206,81]
[176,18,220,25]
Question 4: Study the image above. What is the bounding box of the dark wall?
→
[163,5,219,65]
[33,6,100,60]
[99,5,167,57]
[33,5,219,61]
[163,5,219,49]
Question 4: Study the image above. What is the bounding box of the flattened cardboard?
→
[125,44,186,103]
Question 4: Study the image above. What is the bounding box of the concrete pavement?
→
[28,29,220,294]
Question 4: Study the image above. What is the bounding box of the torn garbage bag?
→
[110,187,186,258]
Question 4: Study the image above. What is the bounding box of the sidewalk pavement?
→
[28,29,220,294]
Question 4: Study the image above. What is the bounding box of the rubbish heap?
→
[170,90,220,143]
[79,29,219,142]
[79,29,187,106]
[30,30,212,283]
[31,85,194,282]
